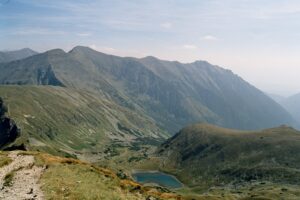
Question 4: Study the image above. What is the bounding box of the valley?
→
[2,1,300,199]
[0,48,299,199]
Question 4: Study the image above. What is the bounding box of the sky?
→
[0,0,300,96]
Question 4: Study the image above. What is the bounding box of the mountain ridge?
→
[0,46,295,133]
[0,48,38,63]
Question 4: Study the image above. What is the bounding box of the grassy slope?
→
[17,151,181,200]
[157,124,300,186]
[35,152,300,200]
[1,150,300,200]
[0,85,168,157]
[133,123,300,198]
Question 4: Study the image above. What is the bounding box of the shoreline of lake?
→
[131,170,184,189]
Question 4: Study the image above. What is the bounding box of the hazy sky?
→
[1,0,300,96]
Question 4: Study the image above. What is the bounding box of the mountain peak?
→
[70,45,89,51]
[69,46,117,59]
[45,48,66,55]
[69,46,96,54]
[142,56,158,61]
[193,60,210,65]
[19,48,37,54]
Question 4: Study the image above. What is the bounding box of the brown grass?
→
[0,152,12,168]
[22,151,183,200]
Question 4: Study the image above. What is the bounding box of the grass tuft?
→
[3,171,15,187]
[0,156,12,168]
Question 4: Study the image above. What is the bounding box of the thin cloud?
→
[201,35,218,41]
[160,22,172,29]
[13,29,66,36]
[103,47,116,52]
[183,44,198,49]
[89,44,101,51]
[89,44,116,53]
[76,33,92,37]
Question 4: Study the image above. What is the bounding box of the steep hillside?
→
[0,46,294,133]
[0,48,37,63]
[139,56,295,131]
[156,123,300,191]
[0,86,168,157]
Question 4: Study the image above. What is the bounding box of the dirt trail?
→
[0,151,44,200]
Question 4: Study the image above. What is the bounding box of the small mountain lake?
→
[132,171,183,189]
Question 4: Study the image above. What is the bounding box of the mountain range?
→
[0,47,300,199]
[0,46,295,135]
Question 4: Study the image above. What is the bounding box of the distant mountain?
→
[0,46,295,134]
[281,93,300,125]
[268,92,300,127]
[267,93,286,104]
[156,123,300,190]
[0,48,38,63]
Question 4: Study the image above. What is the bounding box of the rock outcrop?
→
[0,97,20,148]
